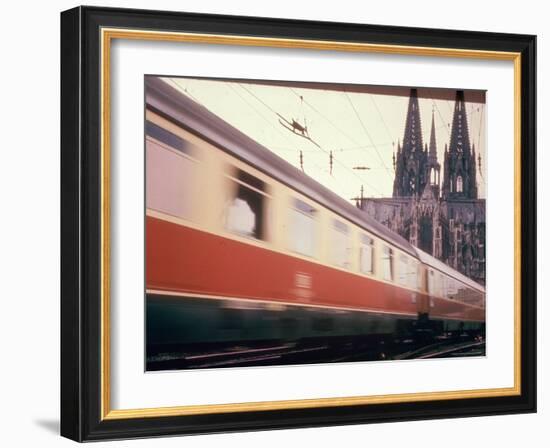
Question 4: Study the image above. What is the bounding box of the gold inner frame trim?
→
[100,27,522,420]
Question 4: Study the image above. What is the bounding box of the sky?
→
[164,77,486,203]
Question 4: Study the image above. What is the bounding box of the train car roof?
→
[415,248,485,292]
[145,76,418,257]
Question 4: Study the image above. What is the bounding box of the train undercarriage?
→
[146,293,485,371]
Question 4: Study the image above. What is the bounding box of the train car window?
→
[226,169,267,240]
[290,198,316,257]
[145,120,194,157]
[331,220,351,269]
[237,169,266,192]
[444,276,451,299]
[397,255,408,286]
[442,275,448,299]
[381,246,393,281]
[146,133,196,219]
[428,270,435,295]
[409,261,419,290]
[445,277,459,300]
[416,263,424,291]
[471,289,484,307]
[473,288,484,307]
[455,283,471,304]
[359,234,374,274]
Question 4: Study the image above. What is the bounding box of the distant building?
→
[359,89,486,285]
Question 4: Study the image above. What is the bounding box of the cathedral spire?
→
[425,109,441,197]
[442,90,478,200]
[392,89,428,198]
[448,90,472,156]
[429,110,437,159]
[402,88,424,155]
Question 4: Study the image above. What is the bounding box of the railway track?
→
[147,334,485,371]
[394,338,485,360]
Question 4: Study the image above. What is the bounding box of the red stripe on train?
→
[146,216,484,322]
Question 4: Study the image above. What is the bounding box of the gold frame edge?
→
[100,27,523,421]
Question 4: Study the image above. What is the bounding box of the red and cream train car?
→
[145,77,485,351]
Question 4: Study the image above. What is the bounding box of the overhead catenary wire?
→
[288,88,396,186]
[344,92,393,180]
[229,83,332,180]
[270,142,395,154]
[230,84,350,189]
[239,84,385,196]
[476,103,485,150]
[240,84,283,117]
[432,99,451,138]
[369,94,397,147]
[167,78,205,106]
[228,83,294,146]
[289,87,393,181]
[169,79,491,201]
[289,88,360,147]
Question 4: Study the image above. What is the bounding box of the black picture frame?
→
[61,5,536,442]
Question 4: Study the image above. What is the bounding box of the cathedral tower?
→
[442,90,478,200]
[393,89,428,198]
[361,89,485,285]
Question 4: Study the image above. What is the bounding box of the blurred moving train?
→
[145,77,485,356]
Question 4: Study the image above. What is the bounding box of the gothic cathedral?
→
[361,89,486,285]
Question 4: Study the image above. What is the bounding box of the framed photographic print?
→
[60,6,536,442]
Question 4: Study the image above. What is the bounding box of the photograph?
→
[145,75,487,371]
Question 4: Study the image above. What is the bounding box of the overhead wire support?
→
[350,185,366,207]
[240,84,322,147]
[231,83,332,181]
[289,88,360,147]
[239,83,385,197]
[277,113,322,148]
